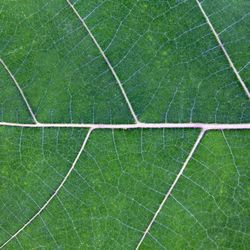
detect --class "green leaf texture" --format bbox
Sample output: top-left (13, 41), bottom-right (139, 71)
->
top-left (0, 0), bottom-right (249, 249)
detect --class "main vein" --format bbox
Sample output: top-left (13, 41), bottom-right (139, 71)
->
top-left (0, 59), bottom-right (39, 124)
top-left (0, 122), bottom-right (250, 130)
top-left (0, 128), bottom-right (93, 249)
top-left (66, 0), bottom-right (139, 123)
top-left (1, 2), bottom-right (250, 247)
top-left (195, 0), bottom-right (250, 99)
top-left (136, 129), bottom-right (206, 249)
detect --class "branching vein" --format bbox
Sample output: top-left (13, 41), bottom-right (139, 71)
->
top-left (0, 59), bottom-right (39, 124)
top-left (66, 0), bottom-right (139, 123)
top-left (136, 129), bottom-right (206, 249)
top-left (0, 2), bottom-right (249, 249)
top-left (0, 128), bottom-right (93, 249)
top-left (195, 0), bottom-right (250, 99)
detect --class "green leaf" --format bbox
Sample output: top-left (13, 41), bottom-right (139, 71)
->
top-left (0, 0), bottom-right (249, 249)
top-left (0, 64), bottom-right (32, 123)
top-left (200, 0), bottom-right (250, 89)
top-left (0, 127), bottom-right (88, 243)
top-left (0, 1), bottom-right (132, 123)
top-left (2, 128), bottom-right (199, 249)
top-left (140, 130), bottom-right (250, 249)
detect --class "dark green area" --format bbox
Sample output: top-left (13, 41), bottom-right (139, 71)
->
top-left (0, 0), bottom-right (249, 249)
top-left (0, 0), bottom-right (132, 123)
top-left (74, 0), bottom-right (250, 123)
top-left (4, 129), bottom-right (199, 249)
top-left (141, 130), bottom-right (250, 250)
top-left (0, 127), bottom-right (87, 244)
top-left (0, 0), bottom-right (249, 123)
top-left (0, 64), bottom-right (32, 123)
top-left (201, 0), bottom-right (250, 89)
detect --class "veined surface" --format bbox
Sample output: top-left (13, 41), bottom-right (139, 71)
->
top-left (0, 0), bottom-right (249, 249)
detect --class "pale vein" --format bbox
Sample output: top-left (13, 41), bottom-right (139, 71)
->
top-left (0, 59), bottom-right (39, 123)
top-left (195, 0), bottom-right (250, 98)
top-left (66, 0), bottom-right (139, 123)
top-left (0, 128), bottom-right (93, 249)
top-left (0, 122), bottom-right (249, 130)
top-left (136, 129), bottom-right (205, 249)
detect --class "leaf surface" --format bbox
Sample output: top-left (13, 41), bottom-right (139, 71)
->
top-left (141, 130), bottom-right (250, 249)
top-left (2, 129), bottom-right (200, 249)
top-left (0, 0), bottom-right (132, 123)
top-left (201, 0), bottom-right (250, 88)
top-left (0, 64), bottom-right (31, 123)
top-left (0, 127), bottom-right (88, 244)
top-left (71, 0), bottom-right (250, 122)
top-left (0, 0), bottom-right (249, 249)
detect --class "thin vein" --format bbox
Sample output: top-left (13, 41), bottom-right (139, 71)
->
top-left (136, 129), bottom-right (205, 249)
top-left (66, 0), bottom-right (139, 123)
top-left (0, 122), bottom-right (249, 130)
top-left (195, 0), bottom-right (250, 98)
top-left (0, 59), bottom-right (39, 123)
top-left (0, 128), bottom-right (93, 249)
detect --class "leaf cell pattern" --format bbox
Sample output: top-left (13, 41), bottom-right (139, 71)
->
top-left (0, 0), bottom-right (249, 249)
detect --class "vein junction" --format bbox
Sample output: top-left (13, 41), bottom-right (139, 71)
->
top-left (0, 122), bottom-right (249, 130)
top-left (66, 0), bottom-right (139, 124)
top-left (0, 128), bottom-right (93, 249)
top-left (0, 1), bottom-right (249, 248)
top-left (136, 129), bottom-right (205, 249)
top-left (0, 59), bottom-right (38, 124)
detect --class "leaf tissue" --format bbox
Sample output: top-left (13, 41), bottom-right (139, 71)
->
top-left (0, 0), bottom-right (249, 249)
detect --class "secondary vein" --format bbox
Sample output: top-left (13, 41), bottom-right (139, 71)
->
top-left (195, 0), bottom-right (250, 99)
top-left (0, 128), bottom-right (93, 249)
top-left (0, 59), bottom-right (39, 124)
top-left (136, 129), bottom-right (205, 249)
top-left (66, 0), bottom-right (139, 123)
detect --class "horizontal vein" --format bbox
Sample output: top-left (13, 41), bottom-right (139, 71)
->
top-left (0, 122), bottom-right (249, 130)
top-left (136, 129), bottom-right (205, 249)
top-left (66, 0), bottom-right (139, 123)
top-left (195, 0), bottom-right (250, 99)
top-left (0, 59), bottom-right (39, 124)
top-left (0, 128), bottom-right (93, 249)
